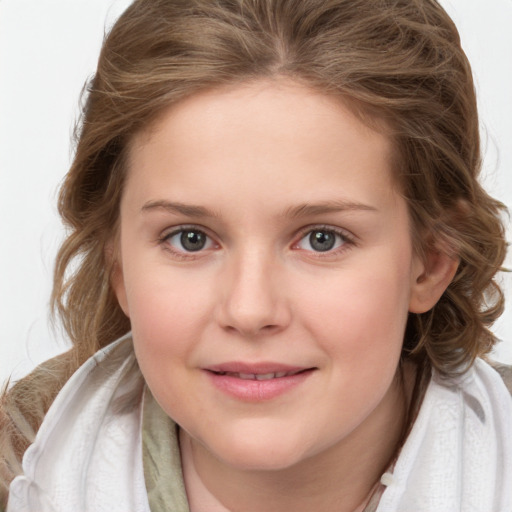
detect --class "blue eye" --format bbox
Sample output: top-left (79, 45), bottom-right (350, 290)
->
top-left (297, 229), bottom-right (346, 252)
top-left (165, 228), bottom-right (214, 252)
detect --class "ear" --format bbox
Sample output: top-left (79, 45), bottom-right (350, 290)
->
top-left (409, 248), bottom-right (459, 314)
top-left (106, 240), bottom-right (130, 318)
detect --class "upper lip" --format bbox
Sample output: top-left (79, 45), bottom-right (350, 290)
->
top-left (205, 362), bottom-right (312, 375)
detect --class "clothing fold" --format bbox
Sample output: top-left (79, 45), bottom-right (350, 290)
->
top-left (6, 335), bottom-right (512, 512)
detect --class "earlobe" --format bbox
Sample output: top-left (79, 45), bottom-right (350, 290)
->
top-left (111, 262), bottom-right (130, 317)
top-left (106, 242), bottom-right (130, 317)
top-left (409, 249), bottom-right (459, 314)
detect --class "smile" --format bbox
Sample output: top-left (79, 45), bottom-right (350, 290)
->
top-left (205, 365), bottom-right (315, 401)
top-left (212, 370), bottom-right (305, 380)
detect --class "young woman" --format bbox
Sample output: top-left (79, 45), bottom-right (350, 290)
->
top-left (1, 1), bottom-right (510, 511)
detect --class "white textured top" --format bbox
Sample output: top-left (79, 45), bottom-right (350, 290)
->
top-left (7, 335), bottom-right (512, 512)
top-left (377, 359), bottom-right (512, 511)
top-left (7, 335), bottom-right (150, 512)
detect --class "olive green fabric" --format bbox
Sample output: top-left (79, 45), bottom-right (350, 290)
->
top-left (141, 386), bottom-right (382, 512)
top-left (142, 387), bottom-right (190, 512)
top-left (491, 361), bottom-right (512, 395)
top-left (141, 364), bottom-right (512, 512)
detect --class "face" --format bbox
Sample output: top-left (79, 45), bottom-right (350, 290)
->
top-left (113, 79), bottom-right (431, 473)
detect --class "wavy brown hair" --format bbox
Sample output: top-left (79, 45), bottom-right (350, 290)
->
top-left (1, 0), bottom-right (507, 501)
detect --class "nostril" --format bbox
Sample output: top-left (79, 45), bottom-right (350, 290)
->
top-left (215, 283), bottom-right (292, 337)
top-left (223, 322), bottom-right (283, 337)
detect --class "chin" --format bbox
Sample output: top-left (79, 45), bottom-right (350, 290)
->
top-left (222, 449), bottom-right (308, 472)
top-left (205, 428), bottom-right (314, 472)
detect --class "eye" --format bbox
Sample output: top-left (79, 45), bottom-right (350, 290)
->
top-left (164, 228), bottom-right (215, 253)
top-left (296, 228), bottom-right (348, 253)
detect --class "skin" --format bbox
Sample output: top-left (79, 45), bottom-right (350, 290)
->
top-left (112, 79), bottom-right (457, 512)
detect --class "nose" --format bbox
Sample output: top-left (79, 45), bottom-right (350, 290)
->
top-left (216, 248), bottom-right (291, 337)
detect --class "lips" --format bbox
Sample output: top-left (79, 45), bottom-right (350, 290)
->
top-left (212, 369), bottom-right (306, 381)
top-left (204, 363), bottom-right (315, 401)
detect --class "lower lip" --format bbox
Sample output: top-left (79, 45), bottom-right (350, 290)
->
top-left (205, 370), bottom-right (314, 402)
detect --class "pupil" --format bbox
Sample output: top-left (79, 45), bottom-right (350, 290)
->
top-left (310, 230), bottom-right (335, 252)
top-left (181, 230), bottom-right (206, 251)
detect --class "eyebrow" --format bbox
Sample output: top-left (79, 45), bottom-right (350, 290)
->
top-left (141, 200), bottom-right (220, 218)
top-left (283, 200), bottom-right (378, 219)
top-left (141, 199), bottom-right (377, 219)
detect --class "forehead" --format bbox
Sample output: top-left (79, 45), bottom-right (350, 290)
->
top-left (131, 78), bottom-right (393, 152)
top-left (124, 79), bottom-right (398, 213)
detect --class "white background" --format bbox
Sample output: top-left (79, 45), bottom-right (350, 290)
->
top-left (1, 0), bottom-right (511, 384)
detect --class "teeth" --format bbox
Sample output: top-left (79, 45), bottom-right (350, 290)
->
top-left (255, 373), bottom-right (276, 381)
top-left (238, 373), bottom-right (256, 380)
top-left (217, 371), bottom-right (301, 380)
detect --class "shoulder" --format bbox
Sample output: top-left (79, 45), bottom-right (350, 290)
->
top-left (5, 337), bottom-right (147, 512)
top-left (488, 360), bottom-right (512, 396)
top-left (3, 349), bottom-right (78, 409)
top-left (2, 349), bottom-right (78, 437)
top-left (0, 350), bottom-right (77, 508)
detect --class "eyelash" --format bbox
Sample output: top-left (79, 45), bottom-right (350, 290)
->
top-left (158, 226), bottom-right (216, 260)
top-left (293, 225), bottom-right (356, 257)
top-left (157, 224), bottom-right (356, 259)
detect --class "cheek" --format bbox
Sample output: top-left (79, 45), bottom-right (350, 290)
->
top-left (123, 266), bottom-right (212, 368)
top-left (297, 262), bottom-right (412, 368)
top-left (126, 276), bottom-right (211, 416)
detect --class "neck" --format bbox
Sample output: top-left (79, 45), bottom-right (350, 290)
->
top-left (180, 364), bottom-right (414, 512)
